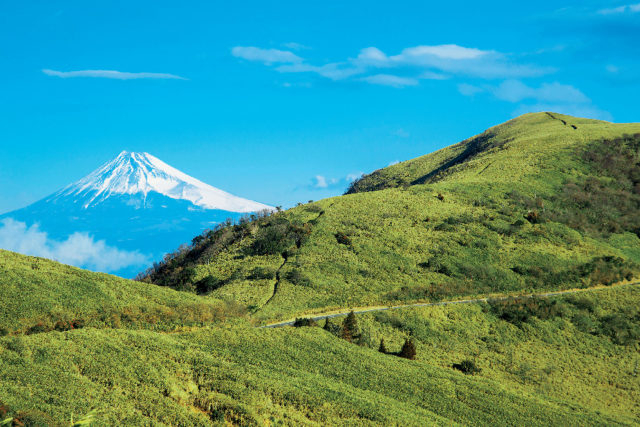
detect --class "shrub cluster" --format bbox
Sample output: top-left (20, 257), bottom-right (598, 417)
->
top-left (453, 360), bottom-right (481, 375)
top-left (510, 134), bottom-right (640, 237)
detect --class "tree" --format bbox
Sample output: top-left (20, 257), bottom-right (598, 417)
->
top-left (323, 317), bottom-right (332, 331)
top-left (341, 311), bottom-right (359, 342)
top-left (399, 339), bottom-right (417, 360)
top-left (378, 338), bottom-right (387, 354)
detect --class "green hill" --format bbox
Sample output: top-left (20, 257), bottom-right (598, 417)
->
top-left (141, 112), bottom-right (640, 322)
top-left (0, 249), bottom-right (244, 336)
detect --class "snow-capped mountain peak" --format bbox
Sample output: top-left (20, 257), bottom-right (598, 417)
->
top-left (49, 151), bottom-right (273, 212)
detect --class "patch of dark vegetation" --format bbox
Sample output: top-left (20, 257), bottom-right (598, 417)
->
top-left (487, 296), bottom-right (566, 326)
top-left (453, 359), bottom-right (481, 375)
top-left (305, 204), bottom-right (324, 213)
top-left (487, 293), bottom-right (640, 346)
top-left (385, 281), bottom-right (477, 303)
top-left (284, 269), bottom-right (312, 287)
top-left (0, 402), bottom-right (56, 427)
top-left (510, 133), bottom-right (640, 237)
top-left (247, 267), bottom-right (276, 281)
top-left (344, 171), bottom-right (410, 194)
top-left (510, 256), bottom-right (637, 289)
top-left (335, 231), bottom-right (352, 246)
top-left (292, 317), bottom-right (318, 327)
top-left (138, 209), bottom-right (314, 293)
top-left (248, 218), bottom-right (312, 256)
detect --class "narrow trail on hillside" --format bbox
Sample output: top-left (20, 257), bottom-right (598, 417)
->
top-left (257, 207), bottom-right (330, 311)
top-left (546, 112), bottom-right (578, 130)
top-left (261, 281), bottom-right (639, 328)
top-left (261, 253), bottom-right (288, 308)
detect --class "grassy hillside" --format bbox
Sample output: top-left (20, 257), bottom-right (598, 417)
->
top-left (141, 112), bottom-right (640, 322)
top-left (0, 282), bottom-right (637, 425)
top-left (0, 250), bottom-right (244, 336)
top-left (2, 112), bottom-right (640, 425)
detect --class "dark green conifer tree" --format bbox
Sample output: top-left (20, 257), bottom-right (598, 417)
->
top-left (341, 311), bottom-right (359, 342)
top-left (399, 339), bottom-right (417, 360)
top-left (378, 338), bottom-right (387, 354)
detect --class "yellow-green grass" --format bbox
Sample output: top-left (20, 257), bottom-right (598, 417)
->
top-left (353, 284), bottom-right (640, 424)
top-left (0, 318), bottom-right (630, 426)
top-left (0, 250), bottom-right (242, 335)
top-left (1, 283), bottom-right (637, 425)
top-left (152, 112), bottom-right (640, 322)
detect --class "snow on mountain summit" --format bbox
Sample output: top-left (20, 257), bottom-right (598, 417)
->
top-left (49, 151), bottom-right (273, 212)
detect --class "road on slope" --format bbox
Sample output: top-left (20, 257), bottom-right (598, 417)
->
top-left (261, 281), bottom-right (640, 328)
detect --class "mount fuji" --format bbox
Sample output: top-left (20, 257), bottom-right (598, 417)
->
top-left (0, 151), bottom-right (273, 278)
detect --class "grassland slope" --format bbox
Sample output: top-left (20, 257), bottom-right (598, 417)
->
top-left (142, 112), bottom-right (640, 322)
top-left (0, 249), bottom-right (241, 335)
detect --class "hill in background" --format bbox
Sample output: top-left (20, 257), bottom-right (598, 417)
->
top-left (142, 112), bottom-right (640, 321)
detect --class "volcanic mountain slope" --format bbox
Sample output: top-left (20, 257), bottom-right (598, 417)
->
top-left (143, 112), bottom-right (640, 321)
top-left (0, 151), bottom-right (272, 277)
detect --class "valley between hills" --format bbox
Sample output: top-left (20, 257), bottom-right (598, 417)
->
top-left (1, 112), bottom-right (640, 425)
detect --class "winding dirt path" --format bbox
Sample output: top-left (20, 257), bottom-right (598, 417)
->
top-left (261, 281), bottom-right (639, 328)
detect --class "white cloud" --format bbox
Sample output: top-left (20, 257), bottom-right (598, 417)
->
top-left (598, 3), bottom-right (640, 14)
top-left (457, 79), bottom-right (610, 120)
top-left (314, 175), bottom-right (328, 188)
top-left (0, 218), bottom-right (149, 273)
top-left (362, 74), bottom-right (419, 87)
top-left (388, 160), bottom-right (401, 166)
top-left (357, 47), bottom-right (389, 63)
top-left (234, 43), bottom-right (552, 88)
top-left (310, 173), bottom-right (363, 191)
top-left (276, 62), bottom-right (363, 80)
top-left (395, 44), bottom-right (489, 60)
top-left (231, 46), bottom-right (302, 64)
top-left (282, 42), bottom-right (310, 51)
top-left (419, 71), bottom-right (450, 80)
top-left (360, 45), bottom-right (552, 79)
top-left (492, 80), bottom-right (590, 104)
top-left (42, 69), bottom-right (186, 80)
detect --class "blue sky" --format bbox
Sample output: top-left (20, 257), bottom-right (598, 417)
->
top-left (1, 0), bottom-right (639, 213)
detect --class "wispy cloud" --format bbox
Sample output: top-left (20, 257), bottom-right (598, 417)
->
top-left (314, 175), bottom-right (329, 188)
top-left (362, 74), bottom-right (418, 87)
top-left (233, 43), bottom-right (553, 88)
top-left (282, 42), bottom-right (310, 51)
top-left (458, 79), bottom-right (611, 120)
top-left (231, 46), bottom-right (302, 64)
top-left (598, 3), bottom-right (640, 15)
top-left (0, 218), bottom-right (149, 273)
top-left (492, 80), bottom-right (590, 104)
top-left (310, 173), bottom-right (363, 191)
top-left (42, 69), bottom-right (187, 80)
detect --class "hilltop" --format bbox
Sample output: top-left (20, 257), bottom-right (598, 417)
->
top-left (142, 112), bottom-right (640, 321)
